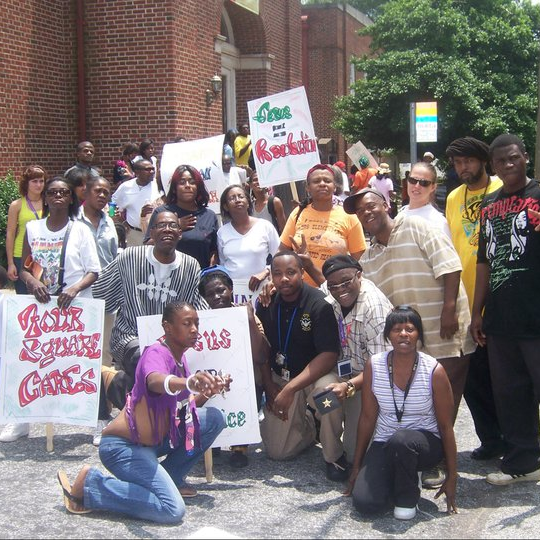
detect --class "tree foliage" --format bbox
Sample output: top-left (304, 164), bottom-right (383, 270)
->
top-left (300, 0), bottom-right (388, 19)
top-left (334, 0), bottom-right (540, 158)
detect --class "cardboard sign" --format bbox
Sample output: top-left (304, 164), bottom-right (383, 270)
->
top-left (0, 295), bottom-right (104, 427)
top-left (346, 140), bottom-right (378, 169)
top-left (248, 86), bottom-right (320, 188)
top-left (137, 306), bottom-right (260, 447)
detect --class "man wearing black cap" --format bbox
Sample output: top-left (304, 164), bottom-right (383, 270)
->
top-left (321, 254), bottom-right (393, 462)
top-left (343, 187), bottom-right (474, 488)
top-left (445, 137), bottom-right (504, 461)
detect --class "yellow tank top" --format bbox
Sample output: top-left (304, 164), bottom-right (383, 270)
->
top-left (14, 197), bottom-right (42, 257)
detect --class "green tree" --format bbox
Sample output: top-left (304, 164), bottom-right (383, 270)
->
top-left (300, 0), bottom-right (388, 19)
top-left (334, 0), bottom-right (540, 158)
top-left (0, 171), bottom-right (20, 269)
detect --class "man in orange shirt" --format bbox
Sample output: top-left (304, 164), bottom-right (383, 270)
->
top-left (351, 156), bottom-right (377, 194)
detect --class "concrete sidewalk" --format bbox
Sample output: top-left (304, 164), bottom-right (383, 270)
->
top-left (1, 404), bottom-right (539, 539)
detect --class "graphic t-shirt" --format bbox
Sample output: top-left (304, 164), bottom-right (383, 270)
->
top-left (446, 177), bottom-right (502, 311)
top-left (280, 205), bottom-right (366, 287)
top-left (477, 179), bottom-right (540, 337)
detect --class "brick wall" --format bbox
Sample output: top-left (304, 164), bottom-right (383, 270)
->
top-left (0, 0), bottom-right (77, 179)
top-left (302, 4), bottom-right (372, 165)
top-left (0, 0), bottom-right (302, 183)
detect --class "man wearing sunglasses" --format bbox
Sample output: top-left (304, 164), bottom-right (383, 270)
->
top-left (343, 187), bottom-right (475, 488)
top-left (445, 137), bottom-right (505, 462)
top-left (320, 255), bottom-right (393, 463)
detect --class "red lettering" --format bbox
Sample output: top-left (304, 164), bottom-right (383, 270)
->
top-left (254, 131), bottom-right (317, 166)
top-left (17, 305), bottom-right (86, 339)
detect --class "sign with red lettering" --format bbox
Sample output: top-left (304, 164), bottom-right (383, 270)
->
top-left (248, 86), bottom-right (320, 188)
top-left (137, 306), bottom-right (260, 447)
top-left (0, 295), bottom-right (105, 427)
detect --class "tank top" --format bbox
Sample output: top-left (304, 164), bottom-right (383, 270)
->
top-left (14, 197), bottom-right (42, 257)
top-left (371, 350), bottom-right (439, 442)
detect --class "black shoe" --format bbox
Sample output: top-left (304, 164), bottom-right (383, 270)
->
top-left (421, 466), bottom-right (446, 489)
top-left (229, 450), bottom-right (249, 468)
top-left (470, 442), bottom-right (506, 461)
top-left (326, 454), bottom-right (349, 482)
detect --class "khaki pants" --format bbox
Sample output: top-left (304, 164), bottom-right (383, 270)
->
top-left (101, 311), bottom-right (116, 367)
top-left (341, 382), bottom-right (362, 463)
top-left (261, 372), bottom-right (344, 463)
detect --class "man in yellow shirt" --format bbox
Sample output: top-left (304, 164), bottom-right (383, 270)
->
top-left (445, 136), bottom-right (504, 461)
top-left (234, 123), bottom-right (252, 167)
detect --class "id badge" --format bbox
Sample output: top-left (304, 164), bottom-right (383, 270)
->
top-left (281, 368), bottom-right (290, 382)
top-left (275, 352), bottom-right (286, 366)
top-left (337, 360), bottom-right (353, 378)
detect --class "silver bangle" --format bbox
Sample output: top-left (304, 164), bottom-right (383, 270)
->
top-left (186, 374), bottom-right (200, 395)
top-left (163, 375), bottom-right (181, 396)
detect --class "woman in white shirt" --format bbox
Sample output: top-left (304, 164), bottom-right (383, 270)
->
top-left (400, 162), bottom-right (451, 238)
top-left (217, 184), bottom-right (280, 292)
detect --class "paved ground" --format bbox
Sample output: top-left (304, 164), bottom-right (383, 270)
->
top-left (1, 404), bottom-right (540, 539)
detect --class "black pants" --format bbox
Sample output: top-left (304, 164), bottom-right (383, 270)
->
top-left (463, 344), bottom-right (503, 446)
top-left (487, 335), bottom-right (540, 475)
top-left (352, 429), bottom-right (443, 513)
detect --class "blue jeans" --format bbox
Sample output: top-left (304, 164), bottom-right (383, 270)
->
top-left (83, 407), bottom-right (226, 524)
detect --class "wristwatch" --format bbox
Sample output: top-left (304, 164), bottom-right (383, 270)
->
top-left (346, 380), bottom-right (356, 399)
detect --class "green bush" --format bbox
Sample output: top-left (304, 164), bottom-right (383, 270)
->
top-left (0, 171), bottom-right (21, 269)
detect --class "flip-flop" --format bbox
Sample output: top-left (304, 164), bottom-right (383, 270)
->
top-left (57, 470), bottom-right (92, 515)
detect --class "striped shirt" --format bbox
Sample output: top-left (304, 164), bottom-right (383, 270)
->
top-left (360, 214), bottom-right (475, 359)
top-left (92, 245), bottom-right (208, 361)
top-left (371, 351), bottom-right (439, 442)
top-left (322, 278), bottom-right (393, 374)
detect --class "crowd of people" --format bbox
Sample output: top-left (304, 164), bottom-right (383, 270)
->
top-left (1, 129), bottom-right (540, 525)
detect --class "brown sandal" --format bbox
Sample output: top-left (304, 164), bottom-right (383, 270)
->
top-left (57, 470), bottom-right (92, 514)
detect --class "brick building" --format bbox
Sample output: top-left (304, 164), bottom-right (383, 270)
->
top-left (0, 0), bottom-right (302, 180)
top-left (301, 3), bottom-right (372, 165)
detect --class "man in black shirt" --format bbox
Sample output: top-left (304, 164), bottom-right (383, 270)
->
top-left (471, 133), bottom-right (540, 486)
top-left (256, 252), bottom-right (347, 481)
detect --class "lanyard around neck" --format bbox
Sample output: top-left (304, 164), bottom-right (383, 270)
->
top-left (387, 352), bottom-right (419, 423)
top-left (277, 305), bottom-right (298, 357)
top-left (26, 197), bottom-right (40, 219)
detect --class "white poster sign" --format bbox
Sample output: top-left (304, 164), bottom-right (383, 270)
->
top-left (160, 135), bottom-right (226, 214)
top-left (137, 306), bottom-right (260, 447)
top-left (0, 295), bottom-right (105, 427)
top-left (248, 86), bottom-right (320, 188)
top-left (346, 140), bottom-right (378, 169)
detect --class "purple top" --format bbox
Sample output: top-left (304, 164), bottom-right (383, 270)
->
top-left (126, 341), bottom-right (198, 448)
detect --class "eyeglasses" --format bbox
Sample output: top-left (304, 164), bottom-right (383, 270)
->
top-left (407, 177), bottom-right (435, 188)
top-left (327, 274), bottom-right (358, 292)
top-left (45, 188), bottom-right (71, 197)
top-left (153, 221), bottom-right (180, 231)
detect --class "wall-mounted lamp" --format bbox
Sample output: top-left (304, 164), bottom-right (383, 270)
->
top-left (205, 74), bottom-right (223, 106)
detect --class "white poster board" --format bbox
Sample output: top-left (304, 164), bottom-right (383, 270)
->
top-left (160, 135), bottom-right (226, 214)
top-left (0, 295), bottom-right (105, 427)
top-left (137, 306), bottom-right (260, 447)
top-left (248, 86), bottom-right (320, 188)
top-left (232, 278), bottom-right (269, 308)
top-left (346, 140), bottom-right (378, 169)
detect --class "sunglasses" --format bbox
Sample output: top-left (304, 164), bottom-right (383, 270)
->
top-left (407, 177), bottom-right (435, 188)
top-left (327, 274), bottom-right (358, 292)
top-left (45, 188), bottom-right (71, 197)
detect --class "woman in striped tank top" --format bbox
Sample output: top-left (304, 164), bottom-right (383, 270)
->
top-left (345, 306), bottom-right (458, 520)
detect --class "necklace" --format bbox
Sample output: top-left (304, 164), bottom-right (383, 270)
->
top-left (463, 178), bottom-right (490, 224)
top-left (159, 336), bottom-right (184, 369)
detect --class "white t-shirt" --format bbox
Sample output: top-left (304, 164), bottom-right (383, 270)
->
top-left (368, 176), bottom-right (394, 205)
top-left (400, 204), bottom-right (451, 238)
top-left (217, 218), bottom-right (280, 279)
top-left (26, 219), bottom-right (101, 297)
top-left (112, 178), bottom-right (161, 229)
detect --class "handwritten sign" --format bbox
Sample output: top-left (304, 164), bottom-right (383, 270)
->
top-left (160, 135), bottom-right (227, 214)
top-left (346, 139), bottom-right (378, 169)
top-left (137, 306), bottom-right (260, 447)
top-left (248, 86), bottom-right (320, 188)
top-left (0, 295), bottom-right (105, 427)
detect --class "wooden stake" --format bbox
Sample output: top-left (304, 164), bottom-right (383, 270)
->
top-left (46, 423), bottom-right (54, 452)
top-left (204, 448), bottom-right (213, 483)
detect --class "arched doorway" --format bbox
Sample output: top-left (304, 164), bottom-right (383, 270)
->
top-left (219, 9), bottom-right (239, 132)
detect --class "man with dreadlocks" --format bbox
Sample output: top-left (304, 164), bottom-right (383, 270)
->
top-left (445, 137), bottom-right (504, 461)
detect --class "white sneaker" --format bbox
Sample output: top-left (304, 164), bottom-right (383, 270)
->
top-left (92, 419), bottom-right (110, 446)
top-left (486, 467), bottom-right (540, 486)
top-left (0, 423), bottom-right (30, 442)
top-left (394, 505), bottom-right (417, 520)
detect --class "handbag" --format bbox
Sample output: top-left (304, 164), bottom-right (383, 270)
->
top-left (24, 220), bottom-right (73, 294)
